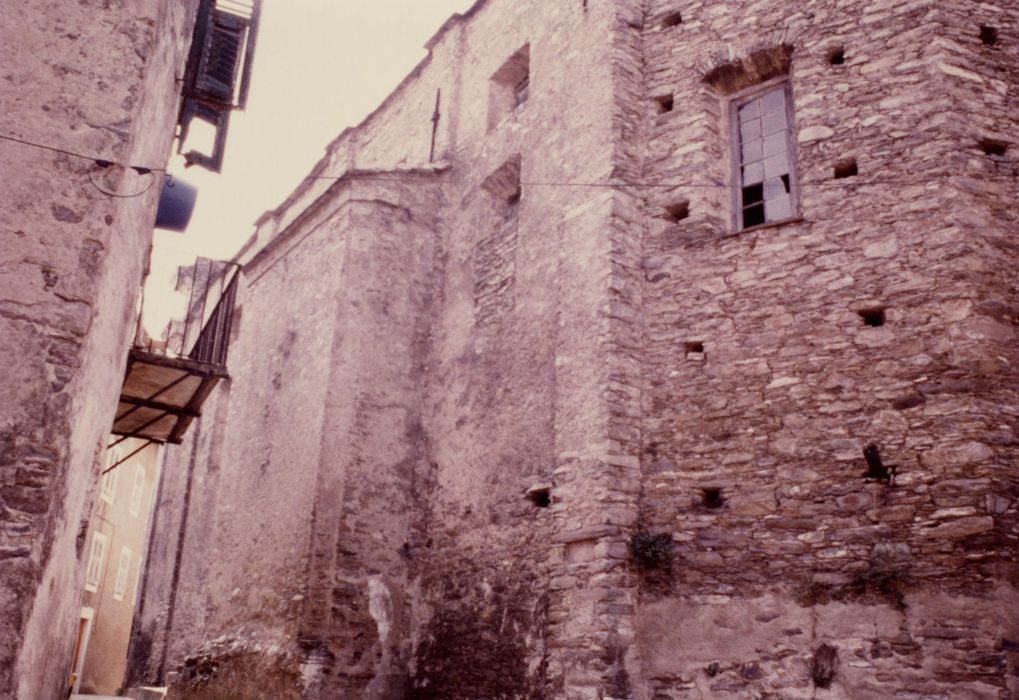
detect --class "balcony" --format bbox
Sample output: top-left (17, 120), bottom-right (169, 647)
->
top-left (111, 258), bottom-right (238, 446)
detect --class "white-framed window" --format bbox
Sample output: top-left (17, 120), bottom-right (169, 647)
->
top-left (84, 531), bottom-right (108, 593)
top-left (732, 80), bottom-right (798, 230)
top-left (129, 464), bottom-right (146, 517)
top-left (113, 546), bottom-right (132, 601)
top-left (100, 447), bottom-right (121, 504)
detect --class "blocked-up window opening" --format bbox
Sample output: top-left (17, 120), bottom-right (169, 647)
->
top-left (476, 157), bottom-right (521, 327)
top-left (488, 45), bottom-right (530, 131)
top-left (735, 84), bottom-right (796, 228)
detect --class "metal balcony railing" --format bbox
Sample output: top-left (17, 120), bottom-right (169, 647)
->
top-left (135, 256), bottom-right (240, 368)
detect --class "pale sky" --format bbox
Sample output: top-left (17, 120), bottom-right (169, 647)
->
top-left (153, 0), bottom-right (476, 263)
top-left (145, 1), bottom-right (476, 336)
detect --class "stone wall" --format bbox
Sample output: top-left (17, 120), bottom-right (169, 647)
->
top-left (0, 2), bottom-right (197, 698)
top-left (130, 0), bottom-right (1018, 698)
top-left (634, 0), bottom-right (1019, 697)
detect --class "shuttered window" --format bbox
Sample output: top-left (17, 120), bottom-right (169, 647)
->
top-left (113, 547), bottom-right (132, 601)
top-left (178, 0), bottom-right (261, 172)
top-left (84, 532), bottom-right (108, 593)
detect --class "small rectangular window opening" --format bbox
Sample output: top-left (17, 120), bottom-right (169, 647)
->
top-left (980, 25), bottom-right (999, 46)
top-left (833, 158), bottom-right (858, 179)
top-left (735, 84), bottom-right (796, 230)
top-left (664, 201), bottom-right (690, 223)
top-left (488, 45), bottom-right (530, 131)
top-left (655, 94), bottom-right (674, 114)
top-left (828, 47), bottom-right (845, 65)
top-left (858, 307), bottom-right (885, 327)
top-left (685, 340), bottom-right (705, 359)
top-left (980, 138), bottom-right (1008, 157)
top-left (662, 11), bottom-right (682, 28)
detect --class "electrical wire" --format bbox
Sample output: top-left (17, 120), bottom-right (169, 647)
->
top-left (3, 131), bottom-right (1014, 196)
top-left (300, 170), bottom-right (1018, 189)
top-left (87, 170), bottom-right (159, 198)
top-left (0, 132), bottom-right (165, 174)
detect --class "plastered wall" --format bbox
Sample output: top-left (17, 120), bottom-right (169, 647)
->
top-left (0, 2), bottom-right (197, 697)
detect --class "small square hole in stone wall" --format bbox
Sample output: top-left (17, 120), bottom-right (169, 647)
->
top-left (526, 485), bottom-right (551, 508)
top-left (663, 201), bottom-right (689, 222)
top-left (685, 341), bottom-right (705, 359)
top-left (980, 138), bottom-right (1008, 157)
top-left (828, 47), bottom-right (846, 65)
top-left (980, 25), bottom-right (999, 46)
top-left (655, 94), bottom-right (674, 114)
top-left (858, 307), bottom-right (885, 327)
top-left (662, 11), bottom-right (682, 28)
top-left (701, 487), bottom-right (724, 509)
top-left (833, 158), bottom-right (858, 179)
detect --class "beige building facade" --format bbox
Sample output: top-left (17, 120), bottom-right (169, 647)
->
top-left (127, 1), bottom-right (1018, 699)
top-left (72, 440), bottom-right (161, 694)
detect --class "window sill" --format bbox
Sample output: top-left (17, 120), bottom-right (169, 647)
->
top-left (722, 216), bottom-right (805, 239)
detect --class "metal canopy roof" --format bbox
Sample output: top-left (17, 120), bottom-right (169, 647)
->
top-left (111, 349), bottom-right (228, 444)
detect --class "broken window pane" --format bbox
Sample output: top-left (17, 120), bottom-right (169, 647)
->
top-left (764, 152), bottom-right (788, 178)
top-left (765, 194), bottom-right (792, 220)
top-left (742, 183), bottom-right (764, 205)
top-left (742, 162), bottom-right (764, 185)
top-left (743, 203), bottom-right (766, 227)
top-left (735, 84), bottom-right (795, 229)
top-left (763, 177), bottom-right (787, 200)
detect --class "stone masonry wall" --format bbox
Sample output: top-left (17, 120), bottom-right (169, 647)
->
top-left (0, 2), bottom-right (197, 698)
top-left (130, 1), bottom-right (1017, 698)
top-left (635, 0), bottom-right (1019, 697)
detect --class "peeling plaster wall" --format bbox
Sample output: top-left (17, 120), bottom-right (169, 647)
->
top-left (0, 2), bottom-right (197, 698)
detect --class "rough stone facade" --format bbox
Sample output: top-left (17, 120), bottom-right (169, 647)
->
top-left (0, 2), bottom-right (198, 698)
top-left (130, 1), bottom-right (1018, 698)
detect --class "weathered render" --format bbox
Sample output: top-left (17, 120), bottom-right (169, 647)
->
top-left (131, 0), bottom-right (1018, 698)
top-left (0, 2), bottom-right (199, 698)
